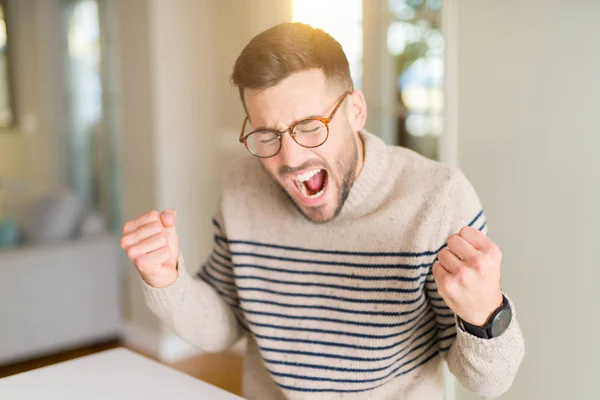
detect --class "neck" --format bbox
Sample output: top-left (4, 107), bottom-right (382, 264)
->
top-left (335, 131), bottom-right (389, 220)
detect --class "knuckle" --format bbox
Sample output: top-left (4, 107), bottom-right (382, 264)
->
top-left (443, 275), bottom-right (454, 290)
top-left (465, 252), bottom-right (478, 266)
top-left (471, 255), bottom-right (484, 270)
top-left (135, 252), bottom-right (146, 263)
top-left (149, 209), bottom-right (160, 219)
top-left (126, 248), bottom-right (137, 260)
top-left (150, 221), bottom-right (164, 232)
top-left (431, 264), bottom-right (448, 286)
top-left (447, 235), bottom-right (460, 249)
top-left (489, 244), bottom-right (502, 260)
top-left (158, 247), bottom-right (171, 262)
top-left (440, 248), bottom-right (451, 259)
top-left (459, 226), bottom-right (472, 237)
top-left (136, 255), bottom-right (150, 270)
top-left (153, 233), bottom-right (168, 247)
top-left (456, 269), bottom-right (469, 286)
top-left (437, 275), bottom-right (451, 292)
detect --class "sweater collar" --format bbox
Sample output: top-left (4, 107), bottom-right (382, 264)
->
top-left (336, 130), bottom-right (389, 220)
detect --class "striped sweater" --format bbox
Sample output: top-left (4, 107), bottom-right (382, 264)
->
top-left (143, 131), bottom-right (525, 399)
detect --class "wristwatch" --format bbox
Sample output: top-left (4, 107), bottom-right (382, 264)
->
top-left (457, 295), bottom-right (512, 339)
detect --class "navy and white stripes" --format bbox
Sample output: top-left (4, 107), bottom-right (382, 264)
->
top-left (196, 210), bottom-right (488, 393)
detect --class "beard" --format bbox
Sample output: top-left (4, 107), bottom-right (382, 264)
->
top-left (276, 130), bottom-right (360, 224)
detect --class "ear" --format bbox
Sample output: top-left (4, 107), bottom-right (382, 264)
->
top-left (345, 90), bottom-right (367, 132)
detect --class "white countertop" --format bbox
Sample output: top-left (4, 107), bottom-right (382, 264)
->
top-left (0, 348), bottom-right (244, 400)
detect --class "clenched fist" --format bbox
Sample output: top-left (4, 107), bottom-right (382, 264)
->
top-left (120, 209), bottom-right (179, 288)
top-left (432, 226), bottom-right (503, 327)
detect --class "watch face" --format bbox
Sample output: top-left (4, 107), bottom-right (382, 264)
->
top-left (491, 309), bottom-right (512, 337)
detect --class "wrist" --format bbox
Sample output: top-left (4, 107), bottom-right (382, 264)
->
top-left (458, 294), bottom-right (512, 339)
top-left (463, 291), bottom-right (504, 327)
top-left (143, 270), bottom-right (178, 289)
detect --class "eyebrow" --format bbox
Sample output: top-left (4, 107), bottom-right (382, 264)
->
top-left (250, 113), bottom-right (323, 133)
top-left (251, 123), bottom-right (282, 132)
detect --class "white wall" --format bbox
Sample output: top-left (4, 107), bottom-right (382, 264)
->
top-left (452, 1), bottom-right (600, 399)
top-left (112, 0), bottom-right (162, 355)
top-left (147, 0), bottom-right (219, 289)
top-left (362, 0), bottom-right (398, 145)
top-left (213, 0), bottom-right (292, 162)
top-left (113, 0), bottom-right (293, 361)
top-left (115, 0), bottom-right (222, 358)
top-left (0, 0), bottom-right (290, 361)
top-left (115, 0), bottom-right (218, 359)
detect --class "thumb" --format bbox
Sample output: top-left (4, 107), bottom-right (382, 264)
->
top-left (160, 209), bottom-right (177, 228)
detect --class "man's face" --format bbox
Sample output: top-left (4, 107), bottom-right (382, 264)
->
top-left (244, 69), bottom-right (366, 223)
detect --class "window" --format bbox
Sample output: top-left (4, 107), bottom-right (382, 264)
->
top-left (64, 0), bottom-right (121, 232)
top-left (293, 0), bottom-right (363, 89)
top-left (387, 0), bottom-right (443, 159)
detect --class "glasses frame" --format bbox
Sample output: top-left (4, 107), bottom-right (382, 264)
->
top-left (238, 91), bottom-right (351, 158)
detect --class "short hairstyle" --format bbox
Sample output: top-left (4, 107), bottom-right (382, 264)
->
top-left (231, 22), bottom-right (353, 104)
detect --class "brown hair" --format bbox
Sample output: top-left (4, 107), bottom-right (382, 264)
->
top-left (231, 22), bottom-right (353, 104)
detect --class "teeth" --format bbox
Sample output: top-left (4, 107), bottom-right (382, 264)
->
top-left (294, 179), bottom-right (307, 196)
top-left (307, 181), bottom-right (327, 199)
top-left (293, 169), bottom-right (327, 200)
top-left (294, 169), bottom-right (321, 183)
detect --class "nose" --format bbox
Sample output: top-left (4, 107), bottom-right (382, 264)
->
top-left (276, 130), bottom-right (309, 168)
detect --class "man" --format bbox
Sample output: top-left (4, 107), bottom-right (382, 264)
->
top-left (121, 23), bottom-right (524, 399)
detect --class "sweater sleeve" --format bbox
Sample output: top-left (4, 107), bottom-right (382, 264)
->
top-left (141, 212), bottom-right (245, 352)
top-left (425, 169), bottom-right (525, 399)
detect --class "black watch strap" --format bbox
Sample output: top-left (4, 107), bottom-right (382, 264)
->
top-left (458, 295), bottom-right (512, 339)
top-left (460, 317), bottom-right (491, 339)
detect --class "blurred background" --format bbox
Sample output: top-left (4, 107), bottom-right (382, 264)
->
top-left (0, 0), bottom-right (598, 399)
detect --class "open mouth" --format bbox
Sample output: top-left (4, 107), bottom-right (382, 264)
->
top-left (293, 168), bottom-right (328, 200)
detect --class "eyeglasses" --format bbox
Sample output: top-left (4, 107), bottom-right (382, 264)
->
top-left (239, 91), bottom-right (351, 158)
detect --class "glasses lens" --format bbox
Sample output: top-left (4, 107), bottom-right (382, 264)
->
top-left (245, 130), bottom-right (280, 157)
top-left (293, 119), bottom-right (328, 148)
